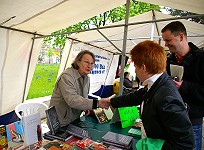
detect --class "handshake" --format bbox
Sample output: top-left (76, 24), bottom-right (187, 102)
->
top-left (97, 94), bottom-right (116, 109)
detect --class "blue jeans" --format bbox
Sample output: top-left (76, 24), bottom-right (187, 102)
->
top-left (193, 125), bottom-right (202, 150)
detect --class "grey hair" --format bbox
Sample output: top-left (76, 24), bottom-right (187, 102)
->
top-left (71, 50), bottom-right (95, 69)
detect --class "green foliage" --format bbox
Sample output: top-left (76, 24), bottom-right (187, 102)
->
top-left (124, 64), bottom-right (130, 72)
top-left (27, 64), bottom-right (60, 99)
top-left (38, 55), bottom-right (43, 62)
top-left (165, 8), bottom-right (204, 24)
top-left (46, 48), bottom-right (54, 57)
top-left (44, 1), bottom-right (160, 49)
top-left (46, 48), bottom-right (54, 64)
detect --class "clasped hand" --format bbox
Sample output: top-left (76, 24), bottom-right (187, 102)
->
top-left (98, 98), bottom-right (110, 109)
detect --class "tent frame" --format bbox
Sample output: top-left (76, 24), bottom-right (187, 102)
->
top-left (32, 7), bottom-right (204, 96)
top-left (1, 1), bottom-right (204, 113)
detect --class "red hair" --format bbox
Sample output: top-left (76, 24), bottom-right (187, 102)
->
top-left (130, 40), bottom-right (166, 74)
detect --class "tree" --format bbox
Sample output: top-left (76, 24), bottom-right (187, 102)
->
top-left (165, 8), bottom-right (204, 24)
top-left (46, 48), bottom-right (54, 64)
top-left (43, 1), bottom-right (160, 50)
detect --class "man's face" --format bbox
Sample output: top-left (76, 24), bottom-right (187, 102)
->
top-left (162, 30), bottom-right (182, 53)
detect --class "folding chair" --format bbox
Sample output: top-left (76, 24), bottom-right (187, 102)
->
top-left (15, 102), bottom-right (48, 119)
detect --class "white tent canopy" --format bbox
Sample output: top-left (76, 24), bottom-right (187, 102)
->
top-left (72, 11), bottom-right (204, 54)
top-left (0, 0), bottom-right (125, 34)
top-left (0, 0), bottom-right (204, 115)
top-left (0, 0), bottom-right (126, 115)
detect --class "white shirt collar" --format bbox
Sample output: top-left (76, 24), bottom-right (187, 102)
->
top-left (143, 73), bottom-right (163, 90)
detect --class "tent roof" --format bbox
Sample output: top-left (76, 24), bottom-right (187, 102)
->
top-left (72, 11), bottom-right (204, 54)
top-left (1, 0), bottom-right (204, 115)
top-left (0, 0), bottom-right (203, 35)
top-left (0, 0), bottom-right (125, 35)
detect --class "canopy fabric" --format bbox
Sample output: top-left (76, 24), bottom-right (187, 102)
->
top-left (0, 0), bottom-right (126, 115)
top-left (0, 0), bottom-right (125, 35)
top-left (72, 11), bottom-right (204, 54)
top-left (0, 0), bottom-right (204, 115)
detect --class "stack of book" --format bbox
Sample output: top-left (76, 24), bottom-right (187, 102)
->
top-left (129, 120), bottom-right (142, 138)
top-left (66, 124), bottom-right (91, 139)
top-left (102, 131), bottom-right (133, 149)
top-left (44, 106), bottom-right (73, 142)
top-left (44, 106), bottom-right (91, 142)
top-left (128, 128), bottom-right (141, 138)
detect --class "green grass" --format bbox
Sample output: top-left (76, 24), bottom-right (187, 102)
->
top-left (26, 64), bottom-right (60, 99)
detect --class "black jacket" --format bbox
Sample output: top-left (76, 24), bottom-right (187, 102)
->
top-left (167, 42), bottom-right (204, 119)
top-left (111, 73), bottom-right (194, 150)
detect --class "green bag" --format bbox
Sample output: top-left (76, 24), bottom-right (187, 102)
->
top-left (136, 138), bottom-right (165, 150)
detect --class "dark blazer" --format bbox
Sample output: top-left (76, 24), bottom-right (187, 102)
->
top-left (111, 73), bottom-right (194, 150)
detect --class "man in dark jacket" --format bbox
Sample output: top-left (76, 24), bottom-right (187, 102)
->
top-left (162, 21), bottom-right (204, 150)
top-left (100, 40), bottom-right (195, 149)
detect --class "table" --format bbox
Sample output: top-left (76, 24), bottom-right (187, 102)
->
top-left (70, 115), bottom-right (140, 150)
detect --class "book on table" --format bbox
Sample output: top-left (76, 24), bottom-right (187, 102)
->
top-left (22, 112), bottom-right (42, 147)
top-left (102, 131), bottom-right (133, 149)
top-left (93, 108), bottom-right (110, 123)
top-left (42, 139), bottom-right (64, 150)
top-left (45, 106), bottom-right (91, 141)
top-left (89, 94), bottom-right (114, 123)
top-left (128, 128), bottom-right (141, 137)
top-left (6, 121), bottom-right (24, 149)
top-left (44, 106), bottom-right (72, 142)
top-left (66, 124), bottom-right (91, 139)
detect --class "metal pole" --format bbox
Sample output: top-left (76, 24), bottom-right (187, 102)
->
top-left (22, 34), bottom-right (36, 102)
top-left (118, 0), bottom-right (130, 96)
top-left (150, 11), bottom-right (156, 41)
top-left (33, 14), bottom-right (204, 39)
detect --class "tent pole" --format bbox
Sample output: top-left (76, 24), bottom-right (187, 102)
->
top-left (22, 34), bottom-right (36, 103)
top-left (0, 25), bottom-right (43, 36)
top-left (67, 37), bottom-right (115, 54)
top-left (97, 29), bottom-right (122, 52)
top-left (118, 0), bottom-right (130, 96)
top-left (63, 40), bottom-right (74, 71)
top-left (86, 34), bottom-right (204, 43)
top-left (150, 10), bottom-right (156, 41)
top-left (34, 14), bottom-right (204, 39)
